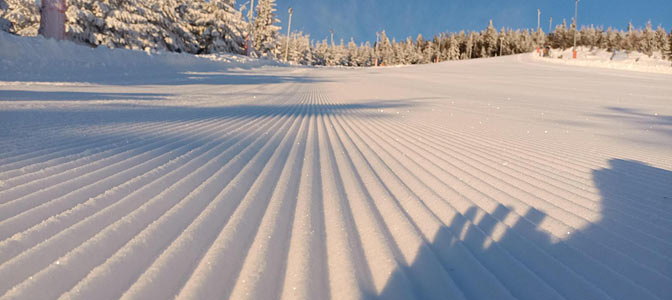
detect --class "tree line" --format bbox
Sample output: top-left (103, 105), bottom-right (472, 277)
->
top-left (1, 0), bottom-right (278, 56)
top-left (281, 20), bottom-right (671, 66)
top-left (2, 0), bottom-right (671, 66)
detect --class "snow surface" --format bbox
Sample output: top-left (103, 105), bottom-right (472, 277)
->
top-left (1, 33), bottom-right (671, 300)
top-left (531, 46), bottom-right (672, 74)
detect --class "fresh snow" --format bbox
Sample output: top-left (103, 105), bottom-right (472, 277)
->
top-left (1, 33), bottom-right (671, 300)
top-left (532, 46), bottom-right (672, 74)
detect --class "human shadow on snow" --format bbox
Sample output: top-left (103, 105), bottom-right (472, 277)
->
top-left (377, 159), bottom-right (672, 300)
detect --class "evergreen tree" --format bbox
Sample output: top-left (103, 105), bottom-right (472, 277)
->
top-left (0, 0), bottom-right (11, 32)
top-left (313, 39), bottom-right (328, 65)
top-left (333, 38), bottom-right (346, 65)
top-left (1, 5), bottom-right (667, 66)
top-left (66, 0), bottom-right (163, 51)
top-left (579, 25), bottom-right (598, 48)
top-left (359, 41), bottom-right (374, 66)
top-left (2, 0), bottom-right (39, 36)
top-left (605, 27), bottom-right (621, 50)
top-left (483, 20), bottom-right (497, 56)
top-left (377, 30), bottom-right (393, 65)
top-left (192, 0), bottom-right (246, 54)
top-left (297, 33), bottom-right (313, 65)
top-left (624, 22), bottom-right (638, 51)
top-left (639, 21), bottom-right (656, 56)
top-left (447, 34), bottom-right (460, 60)
top-left (549, 20), bottom-right (568, 49)
top-left (669, 30), bottom-right (672, 60)
top-left (655, 26), bottom-right (670, 58)
top-left (410, 34), bottom-right (423, 63)
top-left (465, 32), bottom-right (475, 59)
top-left (346, 37), bottom-right (358, 66)
top-left (252, 0), bottom-right (280, 57)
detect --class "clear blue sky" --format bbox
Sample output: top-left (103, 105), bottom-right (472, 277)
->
top-left (266, 0), bottom-right (671, 44)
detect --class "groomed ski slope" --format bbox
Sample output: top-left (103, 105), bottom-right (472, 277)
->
top-left (1, 37), bottom-right (672, 300)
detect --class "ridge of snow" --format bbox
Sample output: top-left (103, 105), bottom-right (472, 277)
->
top-left (0, 32), bottom-right (285, 84)
top-left (531, 46), bottom-right (672, 74)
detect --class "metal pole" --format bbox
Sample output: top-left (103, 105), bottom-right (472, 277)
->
top-left (573, 0), bottom-right (579, 57)
top-left (375, 32), bottom-right (379, 66)
top-left (549, 17), bottom-right (553, 34)
top-left (248, 0), bottom-right (255, 24)
top-left (246, 0), bottom-right (256, 56)
top-left (499, 36), bottom-right (503, 57)
top-left (284, 7), bottom-right (293, 62)
top-left (330, 29), bottom-right (334, 47)
top-left (537, 9), bottom-right (541, 32)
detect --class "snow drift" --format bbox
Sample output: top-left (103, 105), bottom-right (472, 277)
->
top-left (531, 46), bottom-right (672, 74)
top-left (0, 32), bottom-right (282, 83)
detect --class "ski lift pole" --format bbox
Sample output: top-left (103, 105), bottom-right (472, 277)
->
top-left (573, 0), bottom-right (579, 59)
top-left (499, 37), bottom-right (503, 57)
top-left (246, 0), bottom-right (255, 56)
top-left (330, 29), bottom-right (334, 47)
top-left (38, 0), bottom-right (66, 40)
top-left (284, 7), bottom-right (293, 62)
top-left (248, 0), bottom-right (255, 24)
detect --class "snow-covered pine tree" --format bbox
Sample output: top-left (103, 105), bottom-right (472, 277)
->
top-left (191, 0), bottom-right (246, 54)
top-left (483, 20), bottom-right (498, 57)
top-left (66, 0), bottom-right (162, 51)
top-left (252, 0), bottom-right (280, 57)
top-left (639, 21), bottom-right (656, 56)
top-left (409, 35), bottom-right (422, 63)
top-left (312, 39), bottom-right (328, 65)
top-left (669, 29), bottom-right (672, 60)
top-left (447, 34), bottom-right (460, 60)
top-left (604, 27), bottom-right (621, 50)
top-left (415, 34), bottom-right (426, 62)
top-left (359, 41), bottom-right (373, 66)
top-left (550, 20), bottom-right (565, 49)
top-left (2, 0), bottom-right (40, 36)
top-left (377, 30), bottom-right (393, 65)
top-left (278, 32), bottom-right (303, 63)
top-left (0, 0), bottom-right (12, 32)
top-left (143, 0), bottom-right (198, 53)
top-left (624, 22), bottom-right (639, 51)
top-left (465, 32), bottom-right (475, 59)
top-left (654, 26), bottom-right (670, 59)
top-left (346, 38), bottom-right (358, 66)
top-left (534, 28), bottom-right (546, 48)
top-left (398, 36), bottom-right (413, 64)
top-left (65, 0), bottom-right (108, 46)
top-left (292, 32), bottom-right (313, 65)
top-left (595, 26), bottom-right (608, 49)
top-left (334, 38), bottom-right (347, 65)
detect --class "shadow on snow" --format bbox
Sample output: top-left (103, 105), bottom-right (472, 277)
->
top-left (378, 159), bottom-right (672, 300)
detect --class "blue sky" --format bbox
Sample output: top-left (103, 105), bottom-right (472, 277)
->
top-left (265, 0), bottom-right (671, 44)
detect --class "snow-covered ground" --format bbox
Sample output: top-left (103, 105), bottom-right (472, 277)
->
top-left (1, 34), bottom-right (671, 300)
top-left (531, 46), bottom-right (672, 74)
